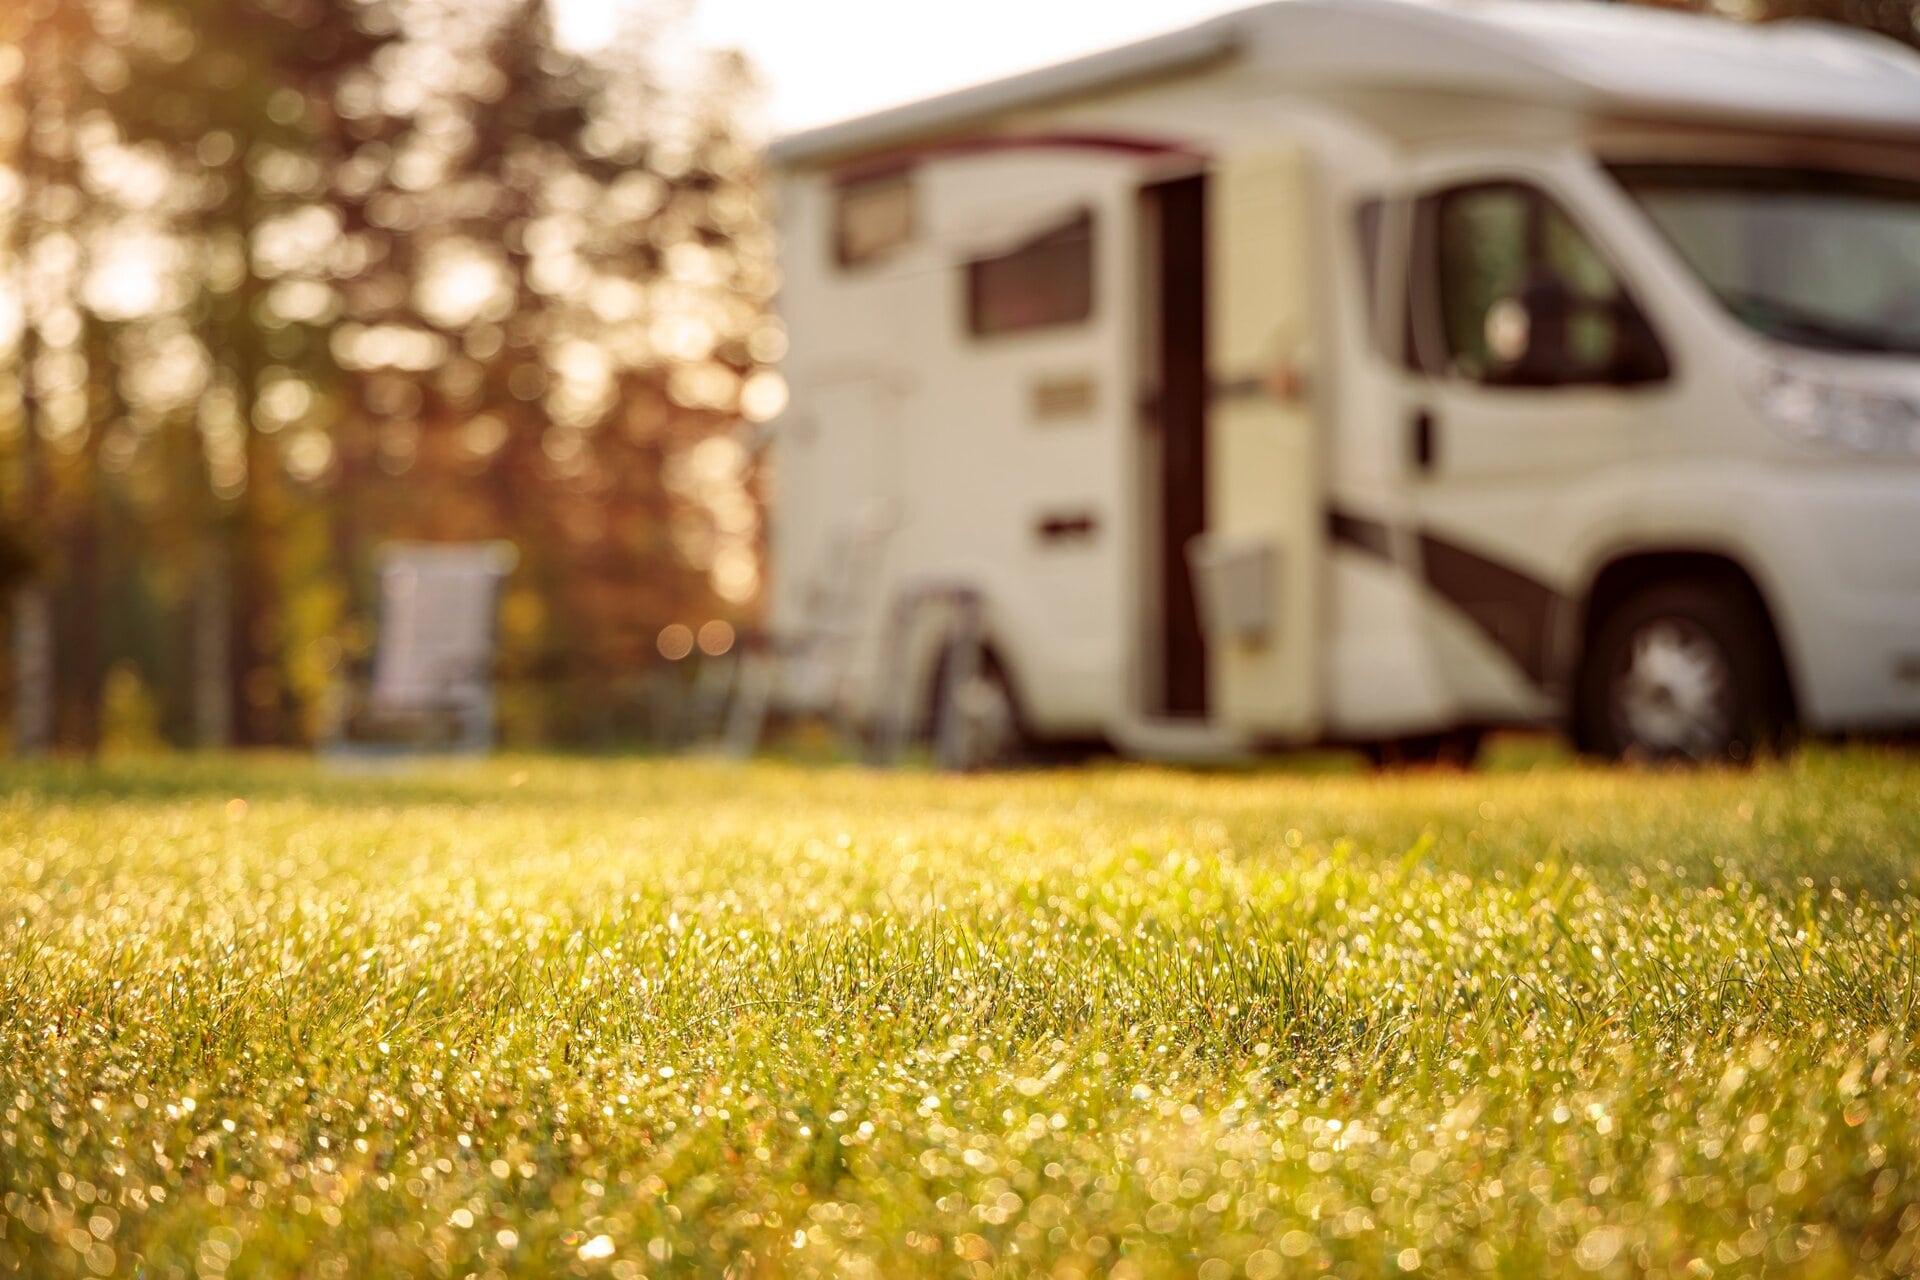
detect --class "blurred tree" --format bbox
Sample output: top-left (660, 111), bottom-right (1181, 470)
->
top-left (4, 0), bottom-right (106, 754)
top-left (101, 0), bottom-right (406, 746)
top-left (0, 4), bottom-right (48, 754)
top-left (1, 0), bottom-right (775, 752)
top-left (318, 0), bottom-right (773, 739)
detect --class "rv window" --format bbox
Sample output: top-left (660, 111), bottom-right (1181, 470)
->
top-left (834, 172), bottom-right (916, 268)
top-left (966, 209), bottom-right (1096, 337)
top-left (1414, 181), bottom-right (1667, 387)
top-left (1435, 185), bottom-right (1533, 381)
top-left (1356, 199), bottom-right (1385, 294)
top-left (1355, 198), bottom-right (1419, 370)
top-left (1355, 200), bottom-right (1388, 353)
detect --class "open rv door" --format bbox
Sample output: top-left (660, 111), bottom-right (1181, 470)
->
top-left (1202, 143), bottom-right (1324, 741)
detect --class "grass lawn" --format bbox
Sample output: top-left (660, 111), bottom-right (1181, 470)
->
top-left (4, 748), bottom-right (1920, 1278)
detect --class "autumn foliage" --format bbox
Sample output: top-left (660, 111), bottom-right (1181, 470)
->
top-left (1, 0), bottom-right (778, 750)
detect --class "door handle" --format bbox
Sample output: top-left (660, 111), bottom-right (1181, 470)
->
top-left (1036, 511), bottom-right (1099, 544)
top-left (1411, 408), bottom-right (1438, 473)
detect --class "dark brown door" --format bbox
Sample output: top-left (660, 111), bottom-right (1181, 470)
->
top-left (1144, 174), bottom-right (1209, 718)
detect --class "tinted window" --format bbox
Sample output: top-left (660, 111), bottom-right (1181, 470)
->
top-left (1356, 198), bottom-right (1385, 308)
top-left (1612, 164), bottom-right (1920, 357)
top-left (1434, 185), bottom-right (1532, 380)
top-left (1413, 181), bottom-right (1667, 387)
top-left (966, 210), bottom-right (1096, 337)
top-left (1355, 198), bottom-right (1400, 366)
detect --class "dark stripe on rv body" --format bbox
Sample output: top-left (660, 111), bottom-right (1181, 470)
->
top-left (835, 131), bottom-right (1208, 184)
top-left (1325, 507), bottom-right (1563, 687)
top-left (1414, 533), bottom-right (1562, 686)
top-left (1326, 507), bottom-right (1394, 562)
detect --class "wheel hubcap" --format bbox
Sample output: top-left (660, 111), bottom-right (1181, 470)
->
top-left (937, 672), bottom-right (1018, 770)
top-left (1610, 617), bottom-right (1735, 759)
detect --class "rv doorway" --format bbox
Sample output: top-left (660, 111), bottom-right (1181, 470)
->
top-left (1143, 173), bottom-right (1209, 718)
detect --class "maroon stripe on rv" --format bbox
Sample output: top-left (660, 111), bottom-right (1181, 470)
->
top-left (1326, 508), bottom-right (1565, 689)
top-left (835, 131), bottom-right (1207, 183)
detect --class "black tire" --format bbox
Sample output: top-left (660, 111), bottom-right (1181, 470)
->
top-left (1574, 580), bottom-right (1793, 764)
top-left (927, 646), bottom-right (1028, 771)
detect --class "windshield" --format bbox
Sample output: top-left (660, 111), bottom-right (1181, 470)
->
top-left (1611, 164), bottom-right (1920, 357)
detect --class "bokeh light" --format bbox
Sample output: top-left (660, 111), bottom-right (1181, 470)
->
top-left (656, 623), bottom-right (694, 660)
top-left (696, 618), bottom-right (735, 655)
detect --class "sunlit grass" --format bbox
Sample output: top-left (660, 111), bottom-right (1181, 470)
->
top-left (4, 748), bottom-right (1920, 1277)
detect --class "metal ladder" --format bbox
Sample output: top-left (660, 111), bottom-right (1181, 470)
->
top-left (867, 581), bottom-right (987, 767)
top-left (720, 506), bottom-right (896, 758)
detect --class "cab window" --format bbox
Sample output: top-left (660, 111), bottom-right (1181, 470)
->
top-left (1410, 180), bottom-right (1668, 387)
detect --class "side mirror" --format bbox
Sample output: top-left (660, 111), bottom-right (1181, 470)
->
top-left (1483, 277), bottom-right (1576, 385)
top-left (1485, 281), bottom-right (1668, 387)
top-left (1483, 294), bottom-right (1536, 370)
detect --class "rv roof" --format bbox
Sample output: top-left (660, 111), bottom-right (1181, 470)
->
top-left (770, 0), bottom-right (1920, 167)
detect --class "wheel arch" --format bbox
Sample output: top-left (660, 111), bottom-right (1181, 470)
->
top-left (1564, 546), bottom-right (1801, 722)
top-left (915, 614), bottom-right (1034, 744)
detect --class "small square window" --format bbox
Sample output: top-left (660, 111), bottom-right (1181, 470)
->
top-left (833, 172), bottom-right (915, 268)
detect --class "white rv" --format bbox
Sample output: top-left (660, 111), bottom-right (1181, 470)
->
top-left (763, 0), bottom-right (1920, 765)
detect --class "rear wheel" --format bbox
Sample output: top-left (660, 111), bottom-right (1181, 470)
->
top-left (929, 647), bottom-right (1027, 771)
top-left (1575, 581), bottom-right (1792, 763)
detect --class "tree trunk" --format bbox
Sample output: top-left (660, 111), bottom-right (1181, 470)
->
top-left (194, 540), bottom-right (234, 748)
top-left (10, 584), bottom-right (53, 755)
top-left (52, 500), bottom-right (102, 755)
top-left (220, 221), bottom-right (280, 748)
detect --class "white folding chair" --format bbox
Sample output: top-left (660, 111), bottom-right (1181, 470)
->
top-left (326, 542), bottom-right (517, 755)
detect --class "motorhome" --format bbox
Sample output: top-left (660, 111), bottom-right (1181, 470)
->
top-left (763, 0), bottom-right (1920, 765)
